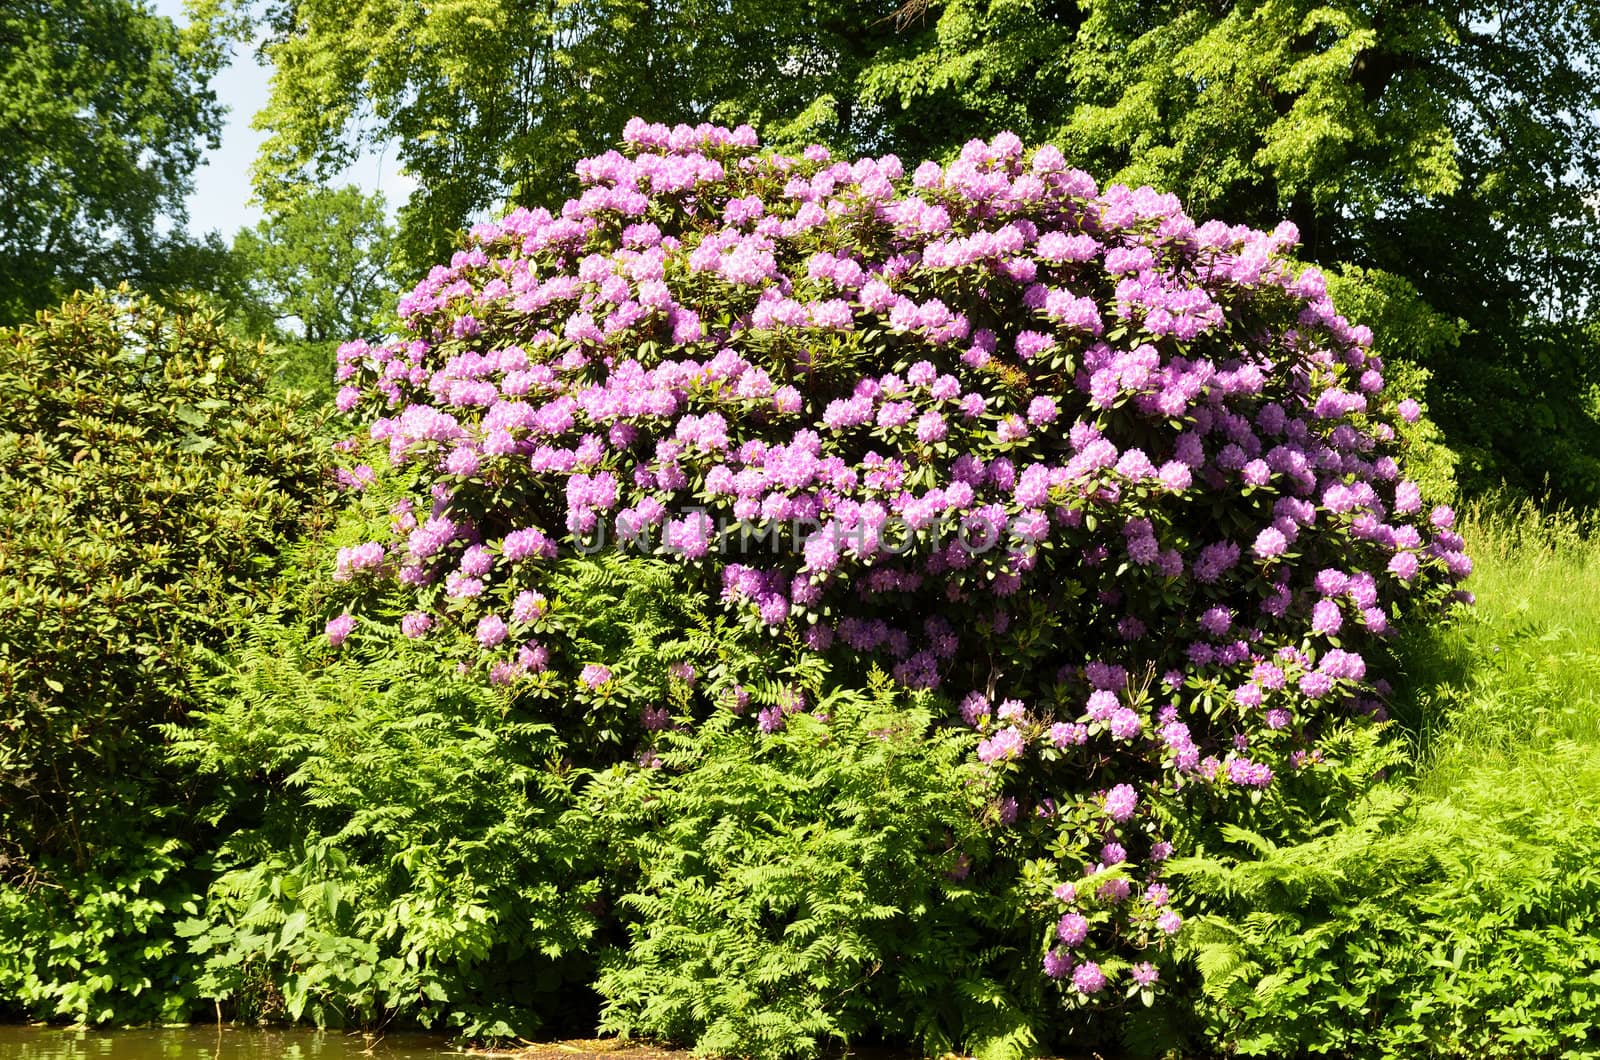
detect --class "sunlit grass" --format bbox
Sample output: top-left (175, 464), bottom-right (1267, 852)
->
top-left (1397, 499), bottom-right (1600, 799)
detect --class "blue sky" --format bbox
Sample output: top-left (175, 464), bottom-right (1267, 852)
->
top-left (153, 0), bottom-right (415, 238)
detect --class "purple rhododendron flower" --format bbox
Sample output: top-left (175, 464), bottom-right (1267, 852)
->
top-left (978, 726), bottom-right (1027, 763)
top-left (1103, 783), bottom-right (1138, 821)
top-left (325, 613), bottom-right (355, 647)
top-left (1311, 599), bottom-right (1343, 636)
top-left (1042, 948), bottom-right (1072, 979)
top-left (1072, 961), bottom-right (1106, 994)
top-left (1057, 913), bottom-right (1089, 946)
top-left (476, 614), bottom-right (509, 648)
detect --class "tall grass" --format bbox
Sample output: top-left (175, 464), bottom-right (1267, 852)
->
top-left (1399, 500), bottom-right (1600, 795)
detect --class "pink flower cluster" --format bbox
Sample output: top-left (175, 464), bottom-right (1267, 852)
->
top-left (326, 120), bottom-right (1469, 1001)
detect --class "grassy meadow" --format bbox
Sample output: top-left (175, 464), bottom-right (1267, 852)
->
top-left (1411, 503), bottom-right (1600, 792)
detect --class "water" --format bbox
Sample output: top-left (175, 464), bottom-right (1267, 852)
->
top-left (0, 1027), bottom-right (460, 1060)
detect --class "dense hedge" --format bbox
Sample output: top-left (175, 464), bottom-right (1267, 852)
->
top-left (0, 289), bottom-right (327, 868)
top-left (0, 289), bottom-right (327, 1022)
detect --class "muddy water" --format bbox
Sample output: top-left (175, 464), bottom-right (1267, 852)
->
top-left (0, 1027), bottom-right (458, 1060)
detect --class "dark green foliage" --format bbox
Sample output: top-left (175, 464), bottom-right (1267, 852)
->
top-left (0, 830), bottom-right (205, 1025)
top-left (0, 289), bottom-right (328, 868)
top-left (1426, 321), bottom-right (1600, 504)
top-left (584, 677), bottom-right (1046, 1060)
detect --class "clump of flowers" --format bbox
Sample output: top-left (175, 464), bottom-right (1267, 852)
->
top-left (328, 119), bottom-right (1469, 1004)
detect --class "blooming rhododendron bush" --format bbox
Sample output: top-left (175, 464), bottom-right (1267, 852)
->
top-left (326, 119), bottom-right (1469, 1038)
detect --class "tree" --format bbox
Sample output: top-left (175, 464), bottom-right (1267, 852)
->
top-left (232, 185), bottom-right (397, 344)
top-left (229, 185), bottom-right (399, 401)
top-left (0, 0), bottom-right (230, 324)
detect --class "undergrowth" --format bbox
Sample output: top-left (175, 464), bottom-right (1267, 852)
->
top-left (1179, 502), bottom-right (1600, 1059)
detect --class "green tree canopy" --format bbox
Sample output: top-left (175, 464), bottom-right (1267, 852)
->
top-left (228, 185), bottom-right (399, 402)
top-left (0, 0), bottom-right (230, 323)
top-left (231, 185), bottom-right (397, 344)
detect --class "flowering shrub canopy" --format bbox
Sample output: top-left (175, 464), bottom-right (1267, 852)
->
top-left (329, 119), bottom-right (1469, 999)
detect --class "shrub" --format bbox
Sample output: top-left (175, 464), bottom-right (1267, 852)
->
top-left (0, 288), bottom-right (327, 1025)
top-left (165, 520), bottom-right (868, 1033)
top-left (584, 673), bottom-right (1039, 1059)
top-left (167, 595), bottom-right (601, 1038)
top-left (0, 826), bottom-right (204, 1025)
top-left (0, 288), bottom-right (327, 869)
top-left (1177, 753), bottom-right (1600, 1059)
top-left (1175, 504), bottom-right (1600, 1058)
top-left (322, 120), bottom-right (1468, 1029)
